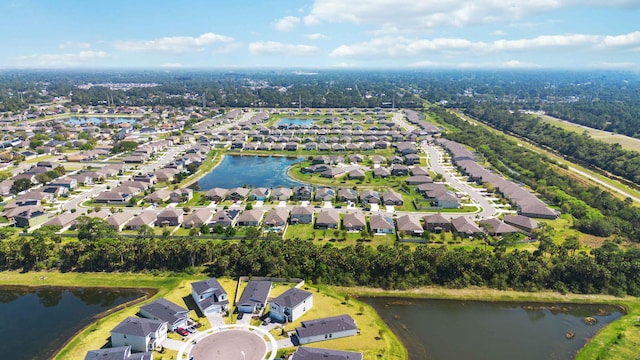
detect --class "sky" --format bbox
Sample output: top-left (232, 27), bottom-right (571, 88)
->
top-left (1, 0), bottom-right (639, 70)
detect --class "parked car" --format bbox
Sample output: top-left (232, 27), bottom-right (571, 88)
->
top-left (176, 327), bottom-right (189, 336)
top-left (237, 312), bottom-right (244, 320)
top-left (262, 317), bottom-right (272, 326)
top-left (187, 326), bottom-right (197, 334)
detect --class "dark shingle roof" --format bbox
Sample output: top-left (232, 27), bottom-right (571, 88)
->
top-left (110, 317), bottom-right (165, 337)
top-left (238, 280), bottom-right (272, 306)
top-left (139, 298), bottom-right (188, 325)
top-left (272, 288), bottom-right (312, 308)
top-left (296, 314), bottom-right (357, 338)
top-left (85, 346), bottom-right (153, 360)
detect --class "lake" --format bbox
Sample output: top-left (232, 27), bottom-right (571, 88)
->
top-left (198, 155), bottom-right (304, 190)
top-left (363, 297), bottom-right (622, 360)
top-left (276, 118), bottom-right (316, 127)
top-left (63, 116), bottom-right (137, 125)
top-left (0, 286), bottom-right (143, 360)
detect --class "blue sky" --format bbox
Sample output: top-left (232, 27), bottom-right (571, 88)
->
top-left (1, 0), bottom-right (639, 70)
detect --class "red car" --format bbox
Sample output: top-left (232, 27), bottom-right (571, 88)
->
top-left (176, 327), bottom-right (189, 336)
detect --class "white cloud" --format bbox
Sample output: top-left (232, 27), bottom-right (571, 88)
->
top-left (15, 51), bottom-right (108, 67)
top-left (59, 41), bottom-right (91, 49)
top-left (248, 41), bottom-right (320, 56)
top-left (303, 0), bottom-right (638, 33)
top-left (306, 33), bottom-right (329, 40)
top-left (492, 30), bottom-right (506, 36)
top-left (274, 16), bottom-right (300, 32)
top-left (114, 33), bottom-right (235, 54)
top-left (330, 31), bottom-right (640, 58)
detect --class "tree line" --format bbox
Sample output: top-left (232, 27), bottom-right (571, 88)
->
top-left (0, 221), bottom-right (639, 296)
top-left (463, 104), bottom-right (640, 184)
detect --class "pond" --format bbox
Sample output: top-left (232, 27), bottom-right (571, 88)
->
top-left (198, 155), bottom-right (304, 190)
top-left (63, 116), bottom-right (137, 125)
top-left (0, 286), bottom-right (144, 360)
top-left (363, 297), bottom-right (622, 360)
top-left (276, 118), bottom-right (316, 127)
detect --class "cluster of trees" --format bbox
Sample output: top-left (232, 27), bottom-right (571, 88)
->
top-left (429, 107), bottom-right (640, 240)
top-left (1, 221), bottom-right (639, 296)
top-left (464, 104), bottom-right (640, 184)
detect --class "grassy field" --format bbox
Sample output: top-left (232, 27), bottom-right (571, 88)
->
top-left (539, 114), bottom-right (640, 152)
top-left (0, 271), bottom-right (405, 360)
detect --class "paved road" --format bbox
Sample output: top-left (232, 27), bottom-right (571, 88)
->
top-left (422, 140), bottom-right (497, 219)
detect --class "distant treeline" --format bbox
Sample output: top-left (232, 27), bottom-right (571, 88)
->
top-left (463, 104), bottom-right (640, 185)
top-left (1, 227), bottom-right (639, 296)
top-left (429, 106), bottom-right (640, 240)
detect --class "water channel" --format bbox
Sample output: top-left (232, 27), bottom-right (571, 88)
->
top-left (0, 286), bottom-right (144, 359)
top-left (363, 297), bottom-right (622, 360)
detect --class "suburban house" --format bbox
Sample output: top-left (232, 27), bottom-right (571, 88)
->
top-left (359, 190), bottom-right (380, 205)
top-left (139, 298), bottom-right (189, 332)
top-left (424, 214), bottom-right (451, 233)
top-left (272, 187), bottom-right (293, 201)
top-left (347, 168), bottom-right (366, 180)
top-left (148, 189), bottom-right (172, 203)
top-left (182, 209), bottom-right (213, 229)
top-left (292, 186), bottom-right (313, 201)
top-left (382, 189), bottom-right (404, 206)
top-left (191, 278), bottom-right (229, 315)
top-left (314, 209), bottom-right (340, 229)
top-left (314, 187), bottom-right (335, 202)
top-left (125, 211), bottom-right (157, 230)
top-left (269, 287), bottom-right (313, 323)
top-left (295, 314), bottom-right (358, 345)
top-left (263, 208), bottom-right (290, 229)
top-left (227, 187), bottom-right (250, 201)
top-left (369, 214), bottom-right (395, 234)
top-left (42, 212), bottom-right (81, 230)
top-left (209, 209), bottom-right (240, 228)
top-left (48, 177), bottom-right (78, 190)
top-left (169, 188), bottom-right (193, 203)
top-left (337, 188), bottom-right (357, 202)
top-left (106, 212), bottom-right (132, 231)
top-left (290, 206), bottom-right (314, 224)
top-left (396, 214), bottom-right (424, 236)
top-left (13, 206), bottom-right (48, 228)
top-left (94, 190), bottom-right (131, 204)
top-left (249, 187), bottom-right (271, 201)
top-left (451, 216), bottom-right (484, 237)
top-left (503, 214), bottom-right (540, 234)
top-left (391, 164), bottom-right (409, 176)
top-left (342, 212), bottom-right (366, 232)
top-left (236, 209), bottom-right (264, 227)
top-left (84, 346), bottom-right (153, 360)
top-left (372, 167), bottom-right (391, 178)
top-left (156, 208), bottom-right (183, 227)
top-left (206, 188), bottom-right (228, 202)
top-left (110, 317), bottom-right (167, 352)
top-left (479, 218), bottom-right (519, 237)
top-left (405, 175), bottom-right (433, 185)
top-left (236, 280), bottom-right (272, 314)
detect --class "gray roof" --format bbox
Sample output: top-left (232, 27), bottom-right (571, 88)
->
top-left (238, 280), bottom-right (272, 306)
top-left (291, 347), bottom-right (362, 360)
top-left (296, 314), bottom-right (357, 339)
top-left (85, 346), bottom-right (153, 360)
top-left (191, 278), bottom-right (226, 298)
top-left (139, 298), bottom-right (188, 325)
top-left (272, 287), bottom-right (312, 308)
top-left (111, 316), bottom-right (165, 337)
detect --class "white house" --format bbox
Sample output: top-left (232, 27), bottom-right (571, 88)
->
top-left (85, 346), bottom-right (154, 360)
top-left (295, 314), bottom-right (358, 344)
top-left (139, 298), bottom-right (189, 331)
top-left (237, 280), bottom-right (272, 314)
top-left (110, 317), bottom-right (167, 352)
top-left (269, 287), bottom-right (313, 323)
top-left (191, 278), bottom-right (229, 315)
